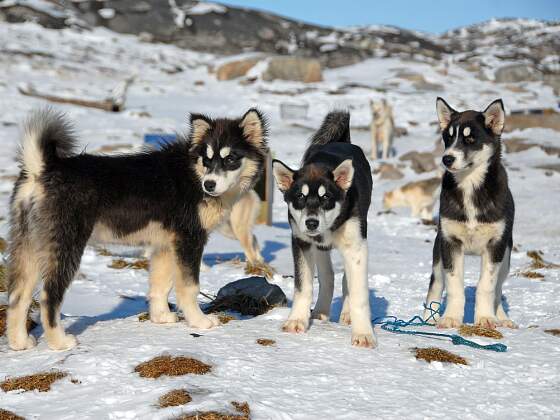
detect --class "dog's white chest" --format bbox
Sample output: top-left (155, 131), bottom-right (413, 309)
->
top-left (441, 218), bottom-right (505, 254)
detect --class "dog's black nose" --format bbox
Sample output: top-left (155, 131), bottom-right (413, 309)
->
top-left (204, 180), bottom-right (216, 192)
top-left (442, 155), bottom-right (456, 168)
top-left (305, 218), bottom-right (319, 231)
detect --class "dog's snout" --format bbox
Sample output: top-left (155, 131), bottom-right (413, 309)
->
top-left (305, 218), bottom-right (319, 231)
top-left (442, 155), bottom-right (456, 168)
top-left (203, 180), bottom-right (216, 192)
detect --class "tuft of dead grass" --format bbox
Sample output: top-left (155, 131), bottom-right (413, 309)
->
top-left (1, 371), bottom-right (67, 393)
top-left (244, 261), bottom-right (274, 279)
top-left (158, 389), bottom-right (192, 408)
top-left (217, 314), bottom-right (236, 324)
top-left (413, 347), bottom-right (468, 365)
top-left (459, 324), bottom-right (503, 339)
top-left (256, 338), bottom-right (275, 346)
top-left (527, 250), bottom-right (560, 269)
top-left (175, 401), bottom-right (250, 420)
top-left (0, 409), bottom-right (25, 420)
top-left (134, 356), bottom-right (211, 379)
top-left (0, 306), bottom-right (36, 337)
top-left (521, 271), bottom-right (545, 280)
top-left (138, 312), bottom-right (150, 322)
top-left (109, 259), bottom-right (149, 271)
top-left (545, 329), bottom-right (560, 337)
top-left (96, 247), bottom-right (113, 256)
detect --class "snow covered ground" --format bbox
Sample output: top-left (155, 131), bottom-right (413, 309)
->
top-left (1, 22), bottom-right (559, 419)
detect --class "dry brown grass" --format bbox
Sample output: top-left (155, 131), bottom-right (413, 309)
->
top-left (138, 312), bottom-right (150, 322)
top-left (217, 314), bottom-right (236, 324)
top-left (459, 325), bottom-right (504, 339)
top-left (134, 356), bottom-right (211, 379)
top-left (0, 237), bottom-right (7, 254)
top-left (521, 271), bottom-right (545, 280)
top-left (413, 347), bottom-right (468, 365)
top-left (175, 401), bottom-right (250, 420)
top-left (256, 338), bottom-right (275, 346)
top-left (96, 247), bottom-right (113, 256)
top-left (244, 261), bottom-right (274, 279)
top-left (0, 409), bottom-right (25, 420)
top-left (109, 259), bottom-right (149, 270)
top-left (1, 371), bottom-right (67, 393)
top-left (158, 389), bottom-right (192, 408)
top-left (0, 305), bottom-right (36, 337)
top-left (545, 329), bottom-right (560, 337)
top-left (527, 250), bottom-right (560, 269)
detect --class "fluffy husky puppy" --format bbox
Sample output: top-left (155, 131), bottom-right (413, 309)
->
top-left (6, 107), bottom-right (268, 351)
top-left (423, 98), bottom-right (516, 329)
top-left (383, 177), bottom-right (440, 220)
top-left (370, 99), bottom-right (395, 160)
top-left (273, 111), bottom-right (376, 348)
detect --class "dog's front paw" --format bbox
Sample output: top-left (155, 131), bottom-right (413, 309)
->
top-left (150, 311), bottom-right (178, 324)
top-left (339, 311), bottom-right (351, 325)
top-left (47, 334), bottom-right (78, 351)
top-left (9, 334), bottom-right (37, 351)
top-left (189, 314), bottom-right (220, 329)
top-left (497, 319), bottom-right (518, 329)
top-left (282, 319), bottom-right (308, 333)
top-left (311, 310), bottom-right (329, 321)
top-left (475, 316), bottom-right (498, 329)
top-left (351, 332), bottom-right (377, 348)
top-left (437, 317), bottom-right (462, 329)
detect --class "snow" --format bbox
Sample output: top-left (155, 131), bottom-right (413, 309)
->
top-left (187, 2), bottom-right (227, 15)
top-left (97, 8), bottom-right (115, 20)
top-left (0, 21), bottom-right (559, 419)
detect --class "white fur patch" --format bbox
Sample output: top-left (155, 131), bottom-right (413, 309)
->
top-left (463, 126), bottom-right (471, 137)
top-left (220, 147), bottom-right (231, 158)
top-left (448, 126), bottom-right (454, 137)
top-left (206, 145), bottom-right (214, 159)
top-left (301, 184), bottom-right (309, 196)
top-left (318, 185), bottom-right (326, 197)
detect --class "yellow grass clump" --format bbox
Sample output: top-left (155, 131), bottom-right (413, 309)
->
top-left (0, 408), bottom-right (25, 420)
top-left (134, 356), bottom-right (211, 379)
top-left (459, 324), bottom-right (503, 339)
top-left (158, 389), bottom-right (192, 408)
top-left (414, 347), bottom-right (468, 365)
top-left (256, 338), bottom-right (276, 346)
top-left (1, 371), bottom-right (67, 393)
top-left (175, 401), bottom-right (250, 420)
top-left (109, 259), bottom-right (149, 270)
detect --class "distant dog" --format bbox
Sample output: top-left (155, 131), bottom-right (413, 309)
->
top-left (423, 98), bottom-right (516, 329)
top-left (383, 177), bottom-right (440, 220)
top-left (6, 108), bottom-right (268, 351)
top-left (370, 99), bottom-right (395, 159)
top-left (273, 111), bottom-right (376, 348)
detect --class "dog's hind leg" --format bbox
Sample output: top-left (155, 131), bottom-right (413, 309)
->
top-left (149, 248), bottom-right (178, 324)
top-left (381, 131), bottom-right (390, 160)
top-left (311, 249), bottom-right (334, 321)
top-left (423, 235), bottom-right (444, 323)
top-left (494, 246), bottom-right (516, 328)
top-left (6, 231), bottom-right (41, 351)
top-left (174, 239), bottom-right (219, 329)
top-left (370, 123), bottom-right (378, 160)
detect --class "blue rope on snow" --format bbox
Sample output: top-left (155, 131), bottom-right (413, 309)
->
top-left (372, 301), bottom-right (507, 353)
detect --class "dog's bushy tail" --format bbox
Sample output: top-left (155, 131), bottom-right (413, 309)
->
top-left (19, 108), bottom-right (77, 176)
top-left (309, 110), bottom-right (351, 146)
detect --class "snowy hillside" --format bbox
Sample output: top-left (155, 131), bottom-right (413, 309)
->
top-left (0, 19), bottom-right (559, 420)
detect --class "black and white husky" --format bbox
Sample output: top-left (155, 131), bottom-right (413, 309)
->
top-left (6, 107), bottom-right (268, 351)
top-left (273, 111), bottom-right (376, 348)
top-left (423, 98), bottom-right (516, 329)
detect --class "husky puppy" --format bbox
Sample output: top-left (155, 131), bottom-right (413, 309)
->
top-left (273, 111), bottom-right (376, 348)
top-left (370, 99), bottom-right (395, 160)
top-left (6, 108), bottom-right (268, 351)
top-left (423, 98), bottom-right (516, 329)
top-left (383, 177), bottom-right (440, 220)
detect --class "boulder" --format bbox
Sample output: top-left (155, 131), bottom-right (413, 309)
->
top-left (262, 57), bottom-right (323, 83)
top-left (505, 110), bottom-right (560, 133)
top-left (216, 57), bottom-right (262, 81)
top-left (399, 151), bottom-right (438, 174)
top-left (495, 64), bottom-right (542, 83)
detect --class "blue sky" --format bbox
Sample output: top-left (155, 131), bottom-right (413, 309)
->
top-left (221, 0), bottom-right (559, 33)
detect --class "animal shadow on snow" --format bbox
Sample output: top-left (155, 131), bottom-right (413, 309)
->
top-left (439, 286), bottom-right (511, 324)
top-left (330, 288), bottom-right (389, 323)
top-left (202, 240), bottom-right (286, 267)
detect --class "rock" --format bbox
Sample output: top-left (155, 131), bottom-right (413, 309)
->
top-left (373, 163), bottom-right (404, 180)
top-left (399, 151), bottom-right (438, 174)
top-left (503, 138), bottom-right (538, 153)
top-left (216, 57), bottom-right (262, 81)
top-left (495, 64), bottom-right (542, 83)
top-left (505, 110), bottom-right (560, 133)
top-left (262, 57), bottom-right (323, 83)
top-left (215, 276), bottom-right (287, 308)
top-left (536, 164), bottom-right (560, 174)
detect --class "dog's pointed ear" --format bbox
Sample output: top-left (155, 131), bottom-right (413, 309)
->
top-left (332, 159), bottom-right (354, 191)
top-left (483, 99), bottom-right (505, 136)
top-left (190, 113), bottom-right (212, 144)
top-left (272, 159), bottom-right (295, 192)
top-left (240, 108), bottom-right (267, 146)
top-left (436, 97), bottom-right (457, 131)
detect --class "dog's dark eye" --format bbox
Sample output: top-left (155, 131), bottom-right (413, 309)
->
top-left (321, 193), bottom-right (330, 201)
top-left (296, 192), bottom-right (305, 200)
top-left (224, 155), bottom-right (237, 165)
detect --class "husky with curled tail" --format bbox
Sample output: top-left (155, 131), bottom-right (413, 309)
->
top-left (273, 111), bottom-right (376, 348)
top-left (6, 107), bottom-right (268, 351)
